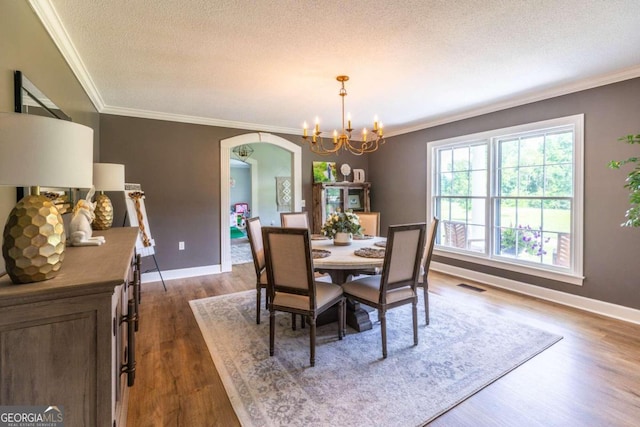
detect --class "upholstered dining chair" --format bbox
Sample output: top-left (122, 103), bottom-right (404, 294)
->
top-left (342, 223), bottom-right (426, 359)
top-left (357, 212), bottom-right (381, 236)
top-left (280, 211), bottom-right (310, 228)
top-left (262, 226), bottom-right (346, 367)
top-left (418, 217), bottom-right (439, 325)
top-left (246, 217), bottom-right (268, 324)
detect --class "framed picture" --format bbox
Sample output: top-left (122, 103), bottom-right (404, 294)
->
top-left (312, 161), bottom-right (337, 183)
top-left (348, 195), bottom-right (361, 209)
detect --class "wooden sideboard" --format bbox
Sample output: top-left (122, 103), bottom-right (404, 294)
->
top-left (0, 227), bottom-right (140, 427)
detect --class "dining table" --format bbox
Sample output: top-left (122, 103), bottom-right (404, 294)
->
top-left (311, 235), bottom-right (386, 331)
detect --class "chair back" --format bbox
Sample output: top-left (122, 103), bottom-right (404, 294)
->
top-left (246, 217), bottom-right (265, 277)
top-left (280, 212), bottom-right (309, 228)
top-left (379, 223), bottom-right (426, 300)
top-left (419, 217), bottom-right (439, 284)
top-left (262, 227), bottom-right (317, 309)
top-left (357, 212), bottom-right (380, 236)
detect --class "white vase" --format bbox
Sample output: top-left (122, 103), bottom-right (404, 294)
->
top-left (333, 232), bottom-right (352, 246)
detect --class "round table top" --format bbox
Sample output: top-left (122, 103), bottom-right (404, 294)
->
top-left (311, 236), bottom-right (386, 270)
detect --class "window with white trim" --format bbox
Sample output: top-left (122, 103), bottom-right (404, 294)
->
top-left (428, 115), bottom-right (584, 284)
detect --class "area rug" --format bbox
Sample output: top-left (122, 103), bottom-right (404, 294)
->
top-left (190, 290), bottom-right (562, 427)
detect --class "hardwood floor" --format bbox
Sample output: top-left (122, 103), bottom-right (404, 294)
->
top-left (127, 263), bottom-right (640, 426)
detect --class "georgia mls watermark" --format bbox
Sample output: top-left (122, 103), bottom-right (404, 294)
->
top-left (0, 406), bottom-right (63, 427)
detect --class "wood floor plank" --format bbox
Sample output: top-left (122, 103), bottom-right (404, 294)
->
top-left (127, 263), bottom-right (640, 427)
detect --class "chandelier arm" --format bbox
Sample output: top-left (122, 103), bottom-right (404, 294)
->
top-left (344, 139), bottom-right (366, 155)
top-left (310, 136), bottom-right (343, 154)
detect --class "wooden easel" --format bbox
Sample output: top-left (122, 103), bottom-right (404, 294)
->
top-left (123, 183), bottom-right (166, 291)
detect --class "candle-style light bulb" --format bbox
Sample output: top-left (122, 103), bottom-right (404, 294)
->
top-left (347, 112), bottom-right (352, 130)
top-left (378, 122), bottom-right (383, 137)
top-left (303, 121), bottom-right (308, 138)
top-left (373, 115), bottom-right (379, 132)
top-left (333, 129), bottom-right (338, 144)
top-left (362, 128), bottom-right (368, 142)
top-left (315, 116), bottom-right (320, 133)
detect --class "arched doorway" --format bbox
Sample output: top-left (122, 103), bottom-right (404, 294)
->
top-left (220, 132), bottom-right (302, 272)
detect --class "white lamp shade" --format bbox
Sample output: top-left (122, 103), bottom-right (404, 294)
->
top-left (0, 112), bottom-right (94, 188)
top-left (93, 163), bottom-right (125, 191)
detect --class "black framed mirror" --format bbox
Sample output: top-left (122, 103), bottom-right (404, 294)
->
top-left (14, 70), bottom-right (71, 120)
top-left (13, 70), bottom-right (74, 206)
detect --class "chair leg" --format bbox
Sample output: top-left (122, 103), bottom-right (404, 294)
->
top-left (256, 287), bottom-right (261, 325)
top-left (413, 300), bottom-right (418, 346)
top-left (423, 281), bottom-right (430, 325)
top-left (338, 299), bottom-right (344, 340)
top-left (301, 314), bottom-right (306, 329)
top-left (269, 310), bottom-right (275, 357)
top-left (310, 317), bottom-right (316, 367)
top-left (292, 313), bottom-right (296, 330)
top-left (343, 299), bottom-right (347, 337)
top-left (380, 309), bottom-right (387, 359)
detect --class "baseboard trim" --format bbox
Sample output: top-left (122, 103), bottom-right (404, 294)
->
top-left (141, 264), bottom-right (222, 284)
top-left (432, 262), bottom-right (640, 325)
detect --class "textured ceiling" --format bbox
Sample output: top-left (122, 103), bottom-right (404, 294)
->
top-left (39, 0), bottom-right (640, 136)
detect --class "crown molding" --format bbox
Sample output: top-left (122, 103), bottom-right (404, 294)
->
top-left (29, 0), bottom-right (105, 111)
top-left (100, 105), bottom-right (302, 135)
top-left (386, 65), bottom-right (640, 138)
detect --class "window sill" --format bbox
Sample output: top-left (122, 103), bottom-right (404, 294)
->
top-left (434, 247), bottom-right (584, 286)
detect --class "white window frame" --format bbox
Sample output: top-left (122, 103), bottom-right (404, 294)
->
top-left (427, 114), bottom-right (584, 286)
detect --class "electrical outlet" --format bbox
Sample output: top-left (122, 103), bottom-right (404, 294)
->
top-left (301, 199), bottom-right (306, 208)
top-left (179, 241), bottom-right (185, 250)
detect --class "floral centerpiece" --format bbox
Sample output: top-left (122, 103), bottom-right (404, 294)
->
top-left (321, 210), bottom-right (361, 245)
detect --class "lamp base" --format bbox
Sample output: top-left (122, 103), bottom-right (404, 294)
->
top-left (2, 194), bottom-right (66, 284)
top-left (92, 193), bottom-right (114, 230)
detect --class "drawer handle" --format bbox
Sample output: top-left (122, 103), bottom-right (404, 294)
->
top-left (134, 268), bottom-right (141, 332)
top-left (120, 299), bottom-right (137, 387)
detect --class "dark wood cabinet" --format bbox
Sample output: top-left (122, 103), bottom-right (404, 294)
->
top-left (312, 182), bottom-right (371, 233)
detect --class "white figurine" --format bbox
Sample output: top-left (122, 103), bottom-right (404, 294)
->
top-left (69, 187), bottom-right (106, 246)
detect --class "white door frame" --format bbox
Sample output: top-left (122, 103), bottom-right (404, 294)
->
top-left (220, 132), bottom-right (301, 272)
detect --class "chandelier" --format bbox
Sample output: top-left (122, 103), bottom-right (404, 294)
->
top-left (302, 75), bottom-right (385, 155)
top-left (232, 144), bottom-right (254, 162)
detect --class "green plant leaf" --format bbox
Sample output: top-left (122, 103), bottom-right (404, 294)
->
top-left (610, 133), bottom-right (640, 227)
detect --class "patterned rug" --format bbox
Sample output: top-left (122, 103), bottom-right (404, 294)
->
top-left (190, 290), bottom-right (562, 426)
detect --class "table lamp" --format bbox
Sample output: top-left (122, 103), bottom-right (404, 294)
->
top-left (92, 163), bottom-right (125, 230)
top-left (0, 112), bottom-right (93, 284)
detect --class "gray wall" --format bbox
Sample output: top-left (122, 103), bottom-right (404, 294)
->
top-left (0, 1), bottom-right (99, 274)
top-left (369, 78), bottom-right (640, 310)
top-left (99, 114), bottom-right (369, 271)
